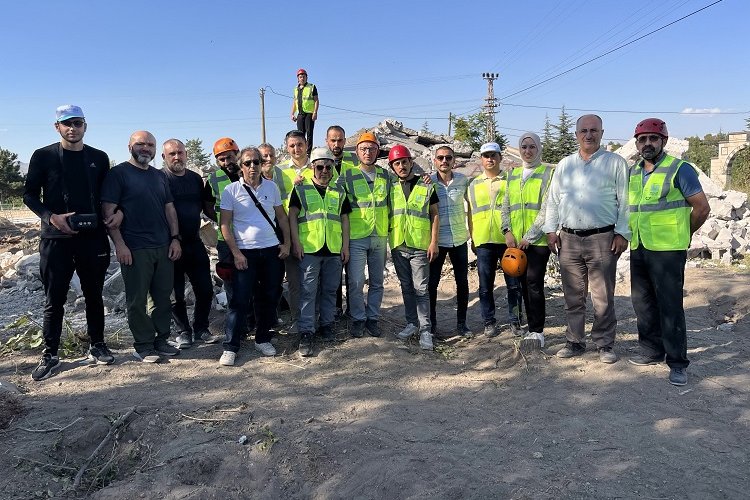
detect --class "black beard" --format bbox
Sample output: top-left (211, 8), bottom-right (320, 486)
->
top-left (641, 146), bottom-right (660, 161)
top-left (130, 148), bottom-right (154, 166)
top-left (225, 162), bottom-right (239, 174)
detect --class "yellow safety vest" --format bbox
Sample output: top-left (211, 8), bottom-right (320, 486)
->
top-left (629, 155), bottom-right (692, 251)
top-left (295, 181), bottom-right (345, 253)
top-left (467, 173), bottom-right (507, 245)
top-left (389, 179), bottom-right (433, 250)
top-left (275, 160), bottom-right (308, 211)
top-left (340, 166), bottom-right (390, 239)
top-left (207, 169), bottom-right (232, 242)
top-left (293, 83), bottom-right (316, 114)
top-left (507, 165), bottom-right (553, 246)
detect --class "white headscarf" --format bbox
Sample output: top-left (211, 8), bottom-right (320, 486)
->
top-left (518, 132), bottom-right (542, 168)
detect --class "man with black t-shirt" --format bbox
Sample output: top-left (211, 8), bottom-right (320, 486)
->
top-left (288, 148), bottom-right (351, 357)
top-left (24, 105), bottom-right (119, 381)
top-left (160, 139), bottom-right (219, 348)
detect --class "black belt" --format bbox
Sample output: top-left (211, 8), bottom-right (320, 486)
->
top-left (561, 225), bottom-right (615, 237)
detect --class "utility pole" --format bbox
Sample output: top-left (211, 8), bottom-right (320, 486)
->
top-left (482, 72), bottom-right (499, 143)
top-left (448, 112), bottom-right (453, 136)
top-left (259, 88), bottom-right (267, 143)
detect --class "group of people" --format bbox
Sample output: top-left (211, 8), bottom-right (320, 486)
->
top-left (23, 99), bottom-right (709, 387)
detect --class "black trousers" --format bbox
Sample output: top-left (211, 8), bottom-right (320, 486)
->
top-left (518, 245), bottom-right (552, 333)
top-left (39, 235), bottom-right (110, 355)
top-left (630, 248), bottom-right (689, 368)
top-left (428, 243), bottom-right (469, 327)
top-left (172, 239), bottom-right (213, 334)
top-left (296, 112), bottom-right (315, 154)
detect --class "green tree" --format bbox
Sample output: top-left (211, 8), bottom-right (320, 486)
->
top-left (185, 138), bottom-right (211, 174)
top-left (729, 146), bottom-right (750, 191)
top-left (607, 141), bottom-right (622, 151)
top-left (541, 114), bottom-right (556, 163)
top-left (0, 147), bottom-right (25, 202)
top-left (552, 105), bottom-right (577, 160)
top-left (452, 112), bottom-right (507, 151)
top-left (684, 132), bottom-right (728, 174)
top-left (420, 121), bottom-right (432, 134)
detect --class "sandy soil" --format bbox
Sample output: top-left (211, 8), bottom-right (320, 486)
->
top-left (0, 256), bottom-right (748, 498)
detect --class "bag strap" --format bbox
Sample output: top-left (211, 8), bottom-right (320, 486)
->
top-left (242, 183), bottom-right (282, 244)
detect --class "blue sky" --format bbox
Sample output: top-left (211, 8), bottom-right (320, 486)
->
top-left (1, 0), bottom-right (747, 165)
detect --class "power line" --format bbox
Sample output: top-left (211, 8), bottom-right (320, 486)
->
top-left (499, 0), bottom-right (724, 101)
top-left (500, 102), bottom-right (750, 115)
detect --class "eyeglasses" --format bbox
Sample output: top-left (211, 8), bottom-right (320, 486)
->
top-left (59, 119), bottom-right (85, 128)
top-left (241, 159), bottom-right (261, 166)
top-left (520, 145), bottom-right (537, 150)
top-left (436, 155), bottom-right (454, 161)
top-left (636, 134), bottom-right (662, 144)
top-left (481, 152), bottom-right (499, 158)
top-left (358, 146), bottom-right (378, 153)
top-left (315, 164), bottom-right (333, 171)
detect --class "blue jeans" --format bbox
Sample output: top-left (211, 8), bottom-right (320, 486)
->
top-left (223, 247), bottom-right (283, 352)
top-left (347, 235), bottom-right (387, 322)
top-left (298, 254), bottom-right (343, 335)
top-left (476, 243), bottom-right (521, 326)
top-left (392, 246), bottom-right (431, 331)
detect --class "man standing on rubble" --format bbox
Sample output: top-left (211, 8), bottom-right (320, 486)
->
top-left (627, 118), bottom-right (709, 386)
top-left (290, 68), bottom-right (319, 155)
top-left (24, 105), bottom-right (118, 380)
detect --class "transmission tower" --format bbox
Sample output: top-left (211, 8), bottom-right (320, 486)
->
top-left (482, 72), bottom-right (499, 143)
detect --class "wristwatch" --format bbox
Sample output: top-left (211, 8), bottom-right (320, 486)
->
top-left (171, 234), bottom-right (182, 242)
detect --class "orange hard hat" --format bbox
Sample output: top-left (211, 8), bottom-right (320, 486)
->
top-left (357, 132), bottom-right (379, 146)
top-left (388, 144), bottom-right (412, 164)
top-left (213, 137), bottom-right (239, 157)
top-left (501, 247), bottom-right (527, 278)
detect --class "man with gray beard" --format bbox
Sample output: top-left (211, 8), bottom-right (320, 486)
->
top-left (160, 139), bottom-right (218, 348)
top-left (101, 131), bottom-right (182, 363)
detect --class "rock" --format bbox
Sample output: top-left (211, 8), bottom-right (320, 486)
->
top-left (708, 198), bottom-right (734, 220)
top-left (14, 253), bottom-right (40, 276)
top-left (200, 221), bottom-right (218, 248)
top-left (724, 190), bottom-right (748, 209)
top-left (215, 291), bottom-right (227, 307)
top-left (103, 269), bottom-right (125, 297)
top-left (697, 169), bottom-right (724, 198)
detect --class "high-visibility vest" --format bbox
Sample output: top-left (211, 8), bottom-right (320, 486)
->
top-left (629, 155), bottom-right (692, 251)
top-left (207, 169), bottom-right (233, 241)
top-left (389, 179), bottom-right (433, 250)
top-left (340, 166), bottom-right (390, 239)
top-left (302, 150), bottom-right (360, 183)
top-left (294, 83), bottom-right (316, 114)
top-left (275, 160), bottom-right (307, 211)
top-left (507, 165), bottom-right (553, 246)
top-left (467, 173), bottom-right (507, 245)
top-left (294, 181), bottom-right (346, 253)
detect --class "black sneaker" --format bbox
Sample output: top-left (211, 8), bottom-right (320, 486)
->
top-left (456, 322), bottom-right (473, 337)
top-left (154, 341), bottom-right (180, 356)
top-left (365, 319), bottom-right (381, 337)
top-left (556, 341), bottom-right (586, 358)
top-left (350, 320), bottom-right (365, 338)
top-left (133, 349), bottom-right (160, 363)
top-left (89, 343), bottom-right (115, 365)
top-left (320, 325), bottom-right (335, 342)
top-left (31, 353), bottom-right (61, 381)
top-left (669, 367), bottom-right (688, 386)
top-left (194, 330), bottom-right (221, 344)
top-left (629, 354), bottom-right (663, 366)
top-left (174, 333), bottom-right (193, 349)
top-left (298, 333), bottom-right (313, 357)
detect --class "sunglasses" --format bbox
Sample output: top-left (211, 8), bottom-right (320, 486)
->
top-left (59, 119), bottom-right (85, 128)
top-left (242, 159), bottom-right (261, 166)
top-left (436, 155), bottom-right (454, 161)
top-left (636, 134), bottom-right (662, 144)
top-left (315, 164), bottom-right (333, 171)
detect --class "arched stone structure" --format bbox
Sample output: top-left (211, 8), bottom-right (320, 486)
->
top-left (711, 132), bottom-right (749, 188)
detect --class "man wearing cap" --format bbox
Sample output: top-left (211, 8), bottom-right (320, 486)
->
top-left (388, 145), bottom-right (440, 350)
top-left (339, 132), bottom-right (390, 338)
top-left (291, 68), bottom-right (319, 155)
top-left (467, 142), bottom-right (523, 338)
top-left (428, 146), bottom-right (472, 337)
top-left (160, 139), bottom-right (218, 349)
top-left (544, 114), bottom-right (630, 364)
top-left (24, 105), bottom-right (119, 380)
top-left (628, 118), bottom-right (709, 386)
top-left (101, 131), bottom-right (183, 363)
top-left (288, 147), bottom-right (351, 356)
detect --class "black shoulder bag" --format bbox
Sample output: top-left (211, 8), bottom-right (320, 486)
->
top-left (242, 184), bottom-right (284, 244)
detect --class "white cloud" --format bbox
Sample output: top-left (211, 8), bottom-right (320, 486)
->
top-left (681, 107), bottom-right (723, 114)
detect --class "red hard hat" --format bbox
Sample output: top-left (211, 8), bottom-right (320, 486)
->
top-left (501, 248), bottom-right (527, 278)
top-left (297, 68), bottom-right (307, 76)
top-left (213, 137), bottom-right (239, 157)
top-left (388, 144), bottom-right (412, 164)
top-left (634, 118), bottom-right (668, 139)
top-left (216, 262), bottom-right (234, 282)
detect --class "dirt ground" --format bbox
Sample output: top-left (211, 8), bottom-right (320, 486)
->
top-left (0, 249), bottom-right (748, 498)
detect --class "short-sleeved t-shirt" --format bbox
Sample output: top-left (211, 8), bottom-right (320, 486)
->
top-left (161, 168), bottom-right (205, 242)
top-left (289, 182), bottom-right (352, 256)
top-left (101, 162), bottom-right (173, 250)
top-left (220, 177), bottom-right (282, 250)
top-left (639, 158), bottom-right (703, 198)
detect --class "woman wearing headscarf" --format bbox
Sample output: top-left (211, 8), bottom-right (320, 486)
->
top-left (501, 132), bottom-right (554, 351)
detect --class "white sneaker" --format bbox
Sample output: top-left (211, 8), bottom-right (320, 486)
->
top-left (397, 323), bottom-right (418, 340)
top-left (255, 342), bottom-right (277, 356)
top-left (419, 330), bottom-right (434, 350)
top-left (219, 351), bottom-right (236, 366)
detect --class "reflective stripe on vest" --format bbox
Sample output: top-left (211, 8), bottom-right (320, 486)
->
top-left (208, 170), bottom-right (231, 241)
top-left (467, 175), bottom-right (506, 245)
top-left (507, 165), bottom-right (552, 246)
top-left (389, 180), bottom-right (433, 250)
top-left (295, 182), bottom-right (345, 253)
top-left (274, 161), bottom-right (302, 211)
top-left (294, 84), bottom-right (316, 114)
top-left (341, 167), bottom-right (389, 239)
top-left (628, 155), bottom-right (691, 251)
